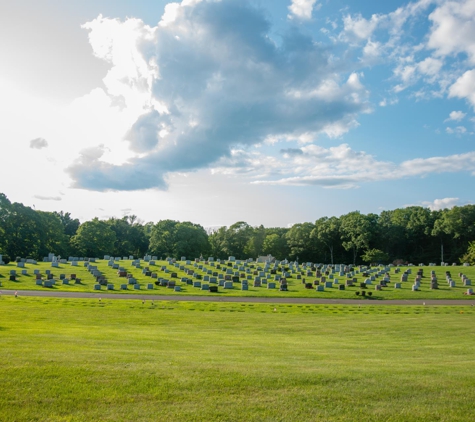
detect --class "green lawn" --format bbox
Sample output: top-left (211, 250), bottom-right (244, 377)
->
top-left (1, 296), bottom-right (475, 421)
top-left (1, 260), bottom-right (474, 300)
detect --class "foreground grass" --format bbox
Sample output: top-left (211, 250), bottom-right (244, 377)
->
top-left (1, 261), bottom-right (474, 300)
top-left (1, 297), bottom-right (475, 421)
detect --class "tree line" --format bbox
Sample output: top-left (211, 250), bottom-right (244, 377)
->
top-left (1, 193), bottom-right (474, 264)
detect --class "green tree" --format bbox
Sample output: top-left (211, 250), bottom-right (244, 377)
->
top-left (174, 222), bottom-right (209, 259)
top-left (361, 248), bottom-right (390, 264)
top-left (286, 222), bottom-right (316, 262)
top-left (223, 222), bottom-right (254, 259)
top-left (53, 211), bottom-right (80, 237)
top-left (36, 211), bottom-right (70, 258)
top-left (0, 193), bottom-right (12, 255)
top-left (460, 241), bottom-right (475, 265)
top-left (106, 216), bottom-right (148, 258)
top-left (312, 217), bottom-right (340, 265)
top-left (433, 205), bottom-right (475, 263)
top-left (340, 211), bottom-right (373, 265)
top-left (149, 220), bottom-right (179, 258)
top-left (208, 227), bottom-right (227, 259)
top-left (262, 229), bottom-right (290, 260)
top-left (2, 202), bottom-right (43, 259)
top-left (244, 225), bottom-right (266, 257)
top-left (71, 218), bottom-right (116, 258)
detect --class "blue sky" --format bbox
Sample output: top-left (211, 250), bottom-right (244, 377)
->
top-left (1, 0), bottom-right (474, 227)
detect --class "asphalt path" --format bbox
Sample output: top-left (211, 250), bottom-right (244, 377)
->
top-left (1, 289), bottom-right (474, 306)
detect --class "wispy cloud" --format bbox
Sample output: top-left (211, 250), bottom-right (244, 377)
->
top-left (245, 145), bottom-right (475, 189)
top-left (34, 195), bottom-right (62, 201)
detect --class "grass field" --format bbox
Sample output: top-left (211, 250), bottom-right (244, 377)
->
top-left (1, 296), bottom-right (475, 421)
top-left (1, 259), bottom-right (474, 300)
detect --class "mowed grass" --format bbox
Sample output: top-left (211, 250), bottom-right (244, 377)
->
top-left (1, 260), bottom-right (475, 300)
top-left (1, 297), bottom-right (475, 421)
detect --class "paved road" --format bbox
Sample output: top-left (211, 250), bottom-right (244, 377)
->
top-left (1, 289), bottom-right (474, 306)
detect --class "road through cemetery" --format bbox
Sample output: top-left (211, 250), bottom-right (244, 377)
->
top-left (2, 289), bottom-right (474, 305)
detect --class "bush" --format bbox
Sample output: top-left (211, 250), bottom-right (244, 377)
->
top-left (2, 255), bottom-right (10, 264)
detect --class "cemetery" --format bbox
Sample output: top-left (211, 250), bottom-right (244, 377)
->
top-left (0, 253), bottom-right (474, 300)
top-left (1, 253), bottom-right (475, 421)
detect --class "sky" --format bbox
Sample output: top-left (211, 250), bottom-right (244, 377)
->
top-left (1, 0), bottom-right (475, 228)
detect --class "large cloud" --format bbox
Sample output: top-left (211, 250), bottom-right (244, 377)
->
top-left (68, 0), bottom-right (370, 191)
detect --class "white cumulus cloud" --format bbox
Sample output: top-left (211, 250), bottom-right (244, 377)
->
top-left (68, 0), bottom-right (370, 191)
top-left (421, 197), bottom-right (460, 210)
top-left (446, 110), bottom-right (466, 121)
top-left (288, 0), bottom-right (319, 20)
